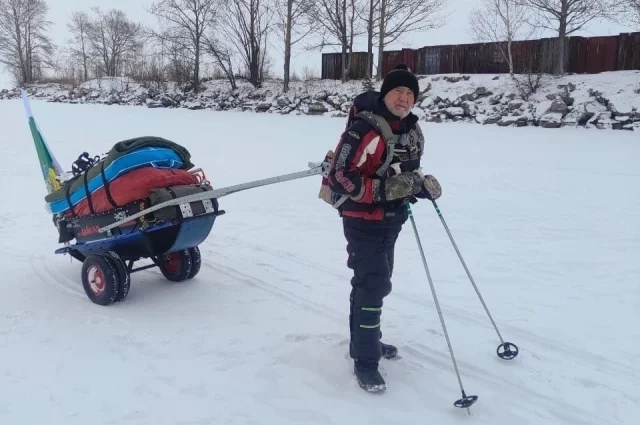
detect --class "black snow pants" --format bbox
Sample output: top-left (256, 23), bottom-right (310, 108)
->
top-left (343, 210), bottom-right (407, 363)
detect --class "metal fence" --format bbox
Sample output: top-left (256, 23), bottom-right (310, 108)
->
top-left (321, 33), bottom-right (640, 79)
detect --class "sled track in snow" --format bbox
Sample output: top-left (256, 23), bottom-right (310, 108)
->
top-left (200, 252), bottom-right (613, 425)
top-left (394, 288), bottom-right (640, 386)
top-left (400, 342), bottom-right (612, 425)
top-left (199, 240), bottom-right (635, 424)
top-left (213, 235), bottom-right (352, 281)
top-left (200, 259), bottom-right (345, 324)
top-left (29, 254), bottom-right (86, 300)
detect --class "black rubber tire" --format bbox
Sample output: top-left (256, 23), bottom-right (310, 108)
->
top-left (105, 251), bottom-right (130, 302)
top-left (187, 246), bottom-right (201, 279)
top-left (81, 254), bottom-right (120, 306)
top-left (158, 250), bottom-right (192, 282)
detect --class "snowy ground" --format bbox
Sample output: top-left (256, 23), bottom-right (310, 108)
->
top-left (1, 100), bottom-right (638, 425)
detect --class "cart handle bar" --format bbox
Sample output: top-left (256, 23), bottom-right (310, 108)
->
top-left (98, 163), bottom-right (324, 234)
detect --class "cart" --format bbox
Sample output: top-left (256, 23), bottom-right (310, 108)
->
top-left (53, 187), bottom-right (226, 306)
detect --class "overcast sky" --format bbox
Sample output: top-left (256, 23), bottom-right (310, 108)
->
top-left (0, 0), bottom-right (635, 90)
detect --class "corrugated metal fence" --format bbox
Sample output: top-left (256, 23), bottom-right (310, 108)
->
top-left (321, 33), bottom-right (640, 79)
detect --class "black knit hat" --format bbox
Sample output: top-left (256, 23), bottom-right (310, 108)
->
top-left (380, 64), bottom-right (419, 99)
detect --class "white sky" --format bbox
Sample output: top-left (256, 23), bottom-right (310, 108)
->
top-left (0, 0), bottom-right (635, 89)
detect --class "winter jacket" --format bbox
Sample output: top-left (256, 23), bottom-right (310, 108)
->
top-left (327, 91), bottom-right (429, 221)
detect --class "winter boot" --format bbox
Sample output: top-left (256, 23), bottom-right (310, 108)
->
top-left (381, 342), bottom-right (398, 359)
top-left (354, 359), bottom-right (386, 393)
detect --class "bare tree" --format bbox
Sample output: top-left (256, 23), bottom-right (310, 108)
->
top-left (364, 0), bottom-right (377, 78)
top-left (165, 40), bottom-right (194, 87)
top-left (216, 0), bottom-right (274, 88)
top-left (626, 0), bottom-right (640, 26)
top-left (469, 0), bottom-right (546, 100)
top-left (84, 7), bottom-right (144, 77)
top-left (67, 11), bottom-right (91, 82)
top-left (354, 0), bottom-right (378, 78)
top-left (275, 0), bottom-right (316, 91)
top-left (148, 0), bottom-right (217, 93)
top-left (370, 0), bottom-right (448, 80)
top-left (0, 0), bottom-right (54, 85)
top-left (48, 48), bottom-right (84, 86)
top-left (126, 37), bottom-right (181, 90)
top-left (305, 0), bottom-right (367, 83)
top-left (469, 0), bottom-right (532, 75)
top-left (520, 0), bottom-right (620, 74)
top-left (375, 0), bottom-right (386, 80)
top-left (202, 33), bottom-right (237, 89)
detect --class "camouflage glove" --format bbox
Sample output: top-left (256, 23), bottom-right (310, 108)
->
top-left (413, 168), bottom-right (442, 201)
top-left (373, 172), bottom-right (423, 202)
top-left (422, 175), bottom-right (442, 200)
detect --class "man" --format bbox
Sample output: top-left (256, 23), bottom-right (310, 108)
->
top-left (326, 64), bottom-right (442, 392)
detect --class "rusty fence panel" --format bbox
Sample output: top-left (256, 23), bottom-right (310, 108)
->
top-left (348, 52), bottom-right (373, 79)
top-left (568, 37), bottom-right (587, 73)
top-left (511, 40), bottom-right (537, 73)
top-left (437, 46), bottom-right (451, 73)
top-left (349, 32), bottom-right (639, 80)
top-left (321, 52), bottom-right (373, 79)
top-left (617, 32), bottom-right (640, 70)
top-left (414, 48), bottom-right (426, 74)
top-left (382, 50), bottom-right (403, 75)
top-left (321, 53), bottom-right (340, 79)
top-left (420, 46), bottom-right (440, 74)
top-left (474, 43), bottom-right (506, 73)
top-left (583, 36), bottom-right (619, 73)
top-left (382, 49), bottom-right (417, 75)
top-left (401, 48), bottom-right (417, 72)
top-left (438, 45), bottom-right (465, 73)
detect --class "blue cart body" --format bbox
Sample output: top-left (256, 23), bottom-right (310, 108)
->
top-left (55, 214), bottom-right (217, 261)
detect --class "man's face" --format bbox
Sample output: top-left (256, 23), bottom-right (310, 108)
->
top-left (383, 86), bottom-right (415, 118)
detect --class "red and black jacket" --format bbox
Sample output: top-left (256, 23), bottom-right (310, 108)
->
top-left (327, 91), bottom-right (428, 221)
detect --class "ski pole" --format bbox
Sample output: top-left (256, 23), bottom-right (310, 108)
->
top-left (406, 204), bottom-right (478, 412)
top-left (430, 200), bottom-right (519, 360)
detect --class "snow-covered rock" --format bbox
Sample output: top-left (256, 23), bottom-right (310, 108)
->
top-left (540, 113), bottom-right (564, 128)
top-left (2, 71), bottom-right (639, 131)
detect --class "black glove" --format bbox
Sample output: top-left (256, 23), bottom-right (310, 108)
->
top-left (373, 172), bottom-right (423, 202)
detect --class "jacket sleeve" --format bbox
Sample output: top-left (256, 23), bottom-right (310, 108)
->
top-left (327, 120), bottom-right (383, 204)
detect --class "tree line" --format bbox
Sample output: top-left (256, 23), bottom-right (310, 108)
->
top-left (0, 0), bottom-right (638, 93)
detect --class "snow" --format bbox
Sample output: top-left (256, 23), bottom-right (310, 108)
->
top-left (1, 99), bottom-right (639, 425)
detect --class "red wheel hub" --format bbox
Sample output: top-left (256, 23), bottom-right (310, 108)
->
top-left (87, 265), bottom-right (106, 296)
top-left (163, 253), bottom-right (181, 275)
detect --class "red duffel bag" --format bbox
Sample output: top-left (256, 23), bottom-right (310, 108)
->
top-left (65, 166), bottom-right (200, 218)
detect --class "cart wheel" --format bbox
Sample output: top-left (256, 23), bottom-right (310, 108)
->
top-left (158, 250), bottom-right (192, 282)
top-left (81, 254), bottom-right (120, 306)
top-left (187, 246), bottom-right (201, 279)
top-left (105, 251), bottom-right (130, 302)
